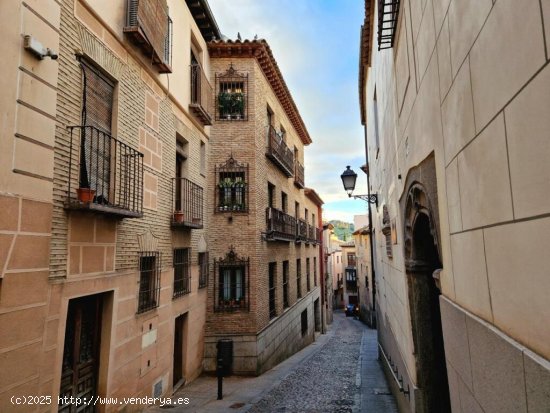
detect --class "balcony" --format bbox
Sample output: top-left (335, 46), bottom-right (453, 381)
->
top-left (124, 0), bottom-right (172, 73)
top-left (266, 126), bottom-right (294, 177)
top-left (190, 63), bottom-right (213, 125)
top-left (66, 126), bottom-right (143, 218)
top-left (172, 178), bottom-right (204, 229)
top-left (346, 279), bottom-right (358, 292)
top-left (266, 207), bottom-right (296, 242)
top-left (294, 160), bottom-right (304, 188)
top-left (296, 218), bottom-right (308, 243)
top-left (307, 225), bottom-right (317, 244)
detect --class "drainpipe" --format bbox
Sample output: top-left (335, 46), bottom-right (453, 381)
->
top-left (363, 125), bottom-right (376, 324)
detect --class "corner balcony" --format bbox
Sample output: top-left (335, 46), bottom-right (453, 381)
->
top-left (294, 160), bottom-right (304, 188)
top-left (265, 207), bottom-right (296, 242)
top-left (172, 177), bottom-right (204, 229)
top-left (266, 126), bottom-right (294, 177)
top-left (65, 126), bottom-right (144, 218)
top-left (190, 63), bottom-right (213, 125)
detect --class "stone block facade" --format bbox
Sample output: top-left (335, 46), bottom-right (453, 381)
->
top-left (359, 0), bottom-right (550, 411)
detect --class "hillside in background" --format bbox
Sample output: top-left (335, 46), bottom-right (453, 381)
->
top-left (328, 220), bottom-right (354, 241)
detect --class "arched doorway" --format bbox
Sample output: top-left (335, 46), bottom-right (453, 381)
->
top-left (404, 182), bottom-right (451, 413)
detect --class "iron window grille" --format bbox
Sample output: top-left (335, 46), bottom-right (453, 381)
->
top-left (269, 262), bottom-right (277, 319)
top-left (215, 156), bottom-right (249, 213)
top-left (296, 259), bottom-right (302, 299)
top-left (124, 0), bottom-right (173, 73)
top-left (215, 64), bottom-right (248, 121)
top-left (377, 0), bottom-right (401, 50)
top-left (138, 252), bottom-right (161, 313)
top-left (306, 258), bottom-right (311, 292)
top-left (198, 252), bottom-right (209, 289)
top-left (283, 261), bottom-right (289, 308)
top-left (214, 247), bottom-right (250, 312)
top-left (173, 248), bottom-right (191, 298)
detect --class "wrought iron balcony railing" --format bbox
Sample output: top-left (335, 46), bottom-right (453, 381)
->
top-left (294, 160), bottom-right (305, 188)
top-left (66, 126), bottom-right (144, 218)
top-left (172, 177), bottom-right (204, 229)
top-left (266, 207), bottom-right (296, 242)
top-left (266, 126), bottom-right (294, 177)
top-left (307, 224), bottom-right (317, 244)
top-left (296, 218), bottom-right (308, 243)
top-left (190, 63), bottom-right (213, 125)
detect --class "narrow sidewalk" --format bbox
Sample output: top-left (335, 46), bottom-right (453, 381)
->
top-left (146, 328), bottom-right (335, 412)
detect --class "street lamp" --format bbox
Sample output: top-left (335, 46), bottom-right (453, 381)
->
top-left (340, 166), bottom-right (378, 207)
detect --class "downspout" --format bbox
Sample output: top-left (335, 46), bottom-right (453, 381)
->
top-left (363, 125), bottom-right (376, 325)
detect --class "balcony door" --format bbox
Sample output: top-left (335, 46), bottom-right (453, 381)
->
top-left (80, 60), bottom-right (115, 204)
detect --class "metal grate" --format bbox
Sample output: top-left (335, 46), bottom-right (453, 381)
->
top-left (138, 252), bottom-right (161, 313)
top-left (215, 64), bottom-right (248, 121)
top-left (173, 248), bottom-right (190, 298)
top-left (214, 247), bottom-right (249, 312)
top-left (198, 252), bottom-right (208, 289)
top-left (377, 0), bottom-right (401, 50)
top-left (215, 156), bottom-right (249, 213)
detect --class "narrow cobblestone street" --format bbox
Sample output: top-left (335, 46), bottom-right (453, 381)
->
top-left (149, 311), bottom-right (397, 413)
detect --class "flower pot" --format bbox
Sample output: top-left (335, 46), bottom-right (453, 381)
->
top-left (173, 211), bottom-right (184, 223)
top-left (76, 188), bottom-right (95, 203)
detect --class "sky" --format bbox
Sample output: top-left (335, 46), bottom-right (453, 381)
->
top-left (208, 0), bottom-right (369, 224)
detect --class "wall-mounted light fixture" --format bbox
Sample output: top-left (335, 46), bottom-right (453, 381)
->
top-left (24, 35), bottom-right (58, 60)
top-left (340, 165), bottom-right (378, 206)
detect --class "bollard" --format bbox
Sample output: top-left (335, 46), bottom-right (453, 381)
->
top-left (217, 356), bottom-right (223, 400)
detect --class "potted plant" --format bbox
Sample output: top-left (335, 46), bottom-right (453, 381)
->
top-left (173, 210), bottom-right (184, 223)
top-left (231, 92), bottom-right (244, 119)
top-left (76, 187), bottom-right (95, 203)
top-left (218, 92), bottom-right (232, 119)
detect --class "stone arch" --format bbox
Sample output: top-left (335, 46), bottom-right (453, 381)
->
top-left (400, 153), bottom-right (450, 413)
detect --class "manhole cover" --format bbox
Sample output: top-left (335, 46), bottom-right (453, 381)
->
top-left (230, 402), bottom-right (246, 409)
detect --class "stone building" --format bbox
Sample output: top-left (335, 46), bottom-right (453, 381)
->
top-left (340, 241), bottom-right (357, 309)
top-left (352, 221), bottom-right (372, 324)
top-left (358, 0), bottom-right (550, 412)
top-left (0, 0), bottom-right (221, 409)
top-left (321, 222), bottom-right (335, 325)
top-left (203, 38), bottom-right (323, 375)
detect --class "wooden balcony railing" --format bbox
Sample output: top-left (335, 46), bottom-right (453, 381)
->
top-left (66, 126), bottom-right (144, 218)
top-left (266, 207), bottom-right (296, 242)
top-left (294, 160), bottom-right (305, 188)
top-left (266, 126), bottom-right (294, 177)
top-left (172, 177), bottom-right (204, 229)
top-left (190, 63), bottom-right (213, 125)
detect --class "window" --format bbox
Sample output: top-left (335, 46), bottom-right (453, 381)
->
top-left (267, 105), bottom-right (274, 127)
top-left (79, 60), bottom-right (115, 202)
top-left (305, 208), bottom-right (309, 223)
top-left (314, 257), bottom-right (317, 287)
top-left (281, 192), bottom-right (287, 213)
top-left (280, 125), bottom-right (286, 142)
top-left (296, 259), bottom-right (302, 299)
top-left (214, 247), bottom-right (249, 311)
top-left (269, 262), bottom-right (277, 319)
top-left (138, 252), bottom-right (161, 313)
top-left (175, 137), bottom-right (187, 212)
top-left (215, 64), bottom-right (248, 120)
top-left (295, 202), bottom-right (300, 219)
top-left (198, 252), bottom-right (208, 288)
top-left (216, 157), bottom-right (248, 212)
top-left (283, 260), bottom-right (289, 308)
top-left (173, 248), bottom-right (190, 298)
top-left (268, 182), bottom-right (275, 208)
top-left (347, 253), bottom-right (356, 266)
top-left (374, 88), bottom-right (380, 158)
top-left (306, 258), bottom-right (311, 292)
top-left (301, 309), bottom-right (308, 336)
top-left (200, 141), bottom-right (206, 176)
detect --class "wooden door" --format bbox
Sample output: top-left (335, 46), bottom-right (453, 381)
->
top-left (59, 295), bottom-right (102, 412)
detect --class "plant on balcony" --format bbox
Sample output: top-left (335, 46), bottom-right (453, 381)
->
top-left (77, 129), bottom-right (95, 203)
top-left (173, 210), bottom-right (184, 223)
top-left (218, 92), bottom-right (232, 119)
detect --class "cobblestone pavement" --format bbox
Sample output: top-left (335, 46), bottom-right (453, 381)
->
top-left (248, 312), bottom-right (398, 413)
top-left (146, 311), bottom-right (397, 413)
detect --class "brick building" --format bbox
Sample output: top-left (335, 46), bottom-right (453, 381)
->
top-left (203, 39), bottom-right (323, 375)
top-left (0, 0), bottom-right (221, 409)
